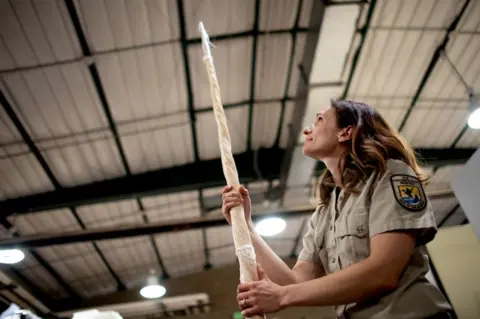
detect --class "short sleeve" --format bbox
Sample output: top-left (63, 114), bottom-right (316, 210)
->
top-left (368, 160), bottom-right (437, 246)
top-left (298, 211), bottom-right (321, 264)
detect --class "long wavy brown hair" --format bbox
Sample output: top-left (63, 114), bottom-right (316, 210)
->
top-left (314, 99), bottom-right (429, 205)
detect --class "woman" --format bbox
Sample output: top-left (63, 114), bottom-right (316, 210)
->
top-left (221, 100), bottom-right (454, 318)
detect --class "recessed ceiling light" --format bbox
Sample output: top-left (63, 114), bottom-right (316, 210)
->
top-left (467, 106), bottom-right (480, 129)
top-left (0, 249), bottom-right (25, 264)
top-left (140, 284), bottom-right (166, 299)
top-left (255, 217), bottom-right (286, 237)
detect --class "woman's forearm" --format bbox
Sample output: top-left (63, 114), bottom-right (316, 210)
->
top-left (281, 257), bottom-right (396, 308)
top-left (247, 222), bottom-right (301, 286)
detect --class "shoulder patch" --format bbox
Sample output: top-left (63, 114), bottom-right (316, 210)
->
top-left (390, 174), bottom-right (427, 212)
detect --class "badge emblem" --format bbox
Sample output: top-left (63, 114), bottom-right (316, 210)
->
top-left (390, 174), bottom-right (426, 211)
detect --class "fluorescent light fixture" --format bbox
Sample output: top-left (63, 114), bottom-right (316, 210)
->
top-left (468, 94), bottom-right (480, 129)
top-left (255, 217), bottom-right (286, 237)
top-left (0, 249), bottom-right (25, 264)
top-left (140, 274), bottom-right (166, 299)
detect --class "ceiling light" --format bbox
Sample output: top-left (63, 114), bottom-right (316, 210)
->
top-left (0, 249), bottom-right (24, 264)
top-left (467, 94), bottom-right (480, 129)
top-left (140, 274), bottom-right (166, 299)
top-left (255, 217), bottom-right (286, 237)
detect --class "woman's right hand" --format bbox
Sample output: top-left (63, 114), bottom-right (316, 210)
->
top-left (222, 185), bottom-right (252, 226)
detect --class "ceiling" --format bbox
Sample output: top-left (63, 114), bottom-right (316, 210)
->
top-left (0, 0), bottom-right (478, 318)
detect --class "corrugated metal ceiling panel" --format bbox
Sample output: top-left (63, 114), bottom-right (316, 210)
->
top-left (95, 43), bottom-right (187, 120)
top-left (370, 0), bottom-right (460, 28)
top-left (283, 187), bottom-right (314, 208)
top-left (428, 165), bottom-right (463, 190)
top-left (456, 129), bottom-right (480, 148)
top-left (349, 30), bottom-right (444, 99)
top-left (288, 33), bottom-right (306, 96)
top-left (184, 0), bottom-right (255, 39)
top-left (298, 0), bottom-right (314, 28)
top-left (403, 101), bottom-right (468, 148)
top-left (255, 34), bottom-right (291, 100)
top-left (142, 190), bottom-right (201, 222)
top-left (430, 196), bottom-right (458, 225)
top-left (155, 230), bottom-right (205, 278)
top-left (2, 62), bottom-right (127, 186)
top-left (9, 208), bottom-right (80, 235)
top-left (189, 38), bottom-right (252, 108)
top-left (18, 255), bottom-right (69, 299)
top-left (251, 102), bottom-right (281, 149)
top-left (259, 0), bottom-right (298, 31)
top-left (457, 0), bottom-right (480, 32)
top-left (0, 0), bottom-right (80, 70)
top-left (309, 4), bottom-right (359, 84)
top-left (97, 236), bottom-right (158, 289)
top-left (0, 151), bottom-right (54, 199)
top-left (77, 199), bottom-right (143, 228)
top-left (196, 105), bottom-right (249, 160)
top-left (279, 101), bottom-right (295, 148)
top-left (207, 226), bottom-right (235, 268)
top-left (75, 0), bottom-right (179, 52)
top-left (37, 243), bottom-right (117, 298)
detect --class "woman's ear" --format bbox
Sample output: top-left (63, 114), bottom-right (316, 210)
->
top-left (338, 126), bottom-right (353, 142)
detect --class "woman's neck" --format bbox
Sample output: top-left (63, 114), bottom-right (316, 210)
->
top-left (323, 156), bottom-right (343, 187)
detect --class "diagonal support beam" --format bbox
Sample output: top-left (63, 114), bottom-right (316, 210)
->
top-left (177, 0), bottom-right (200, 162)
top-left (247, 0), bottom-right (261, 151)
top-left (274, 0), bottom-right (304, 147)
top-left (398, 0), bottom-right (472, 132)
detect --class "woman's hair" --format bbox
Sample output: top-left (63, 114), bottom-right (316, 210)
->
top-left (314, 99), bottom-right (430, 205)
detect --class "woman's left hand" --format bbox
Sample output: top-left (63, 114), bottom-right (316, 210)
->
top-left (237, 264), bottom-right (286, 317)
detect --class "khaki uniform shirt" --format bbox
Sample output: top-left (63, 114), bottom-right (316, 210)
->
top-left (298, 159), bottom-right (452, 319)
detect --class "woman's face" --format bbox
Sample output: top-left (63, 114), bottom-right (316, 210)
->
top-left (302, 107), bottom-right (343, 159)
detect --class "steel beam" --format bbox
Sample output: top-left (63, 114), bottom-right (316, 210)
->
top-left (0, 148), bottom-right (284, 216)
top-left (0, 207), bottom-right (315, 249)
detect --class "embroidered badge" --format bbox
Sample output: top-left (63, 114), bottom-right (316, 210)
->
top-left (390, 174), bottom-right (426, 212)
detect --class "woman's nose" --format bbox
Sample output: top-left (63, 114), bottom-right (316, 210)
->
top-left (303, 124), bottom-right (313, 135)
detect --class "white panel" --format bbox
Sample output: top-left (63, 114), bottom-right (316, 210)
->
top-left (255, 34), bottom-right (291, 99)
top-left (310, 4), bottom-right (359, 83)
top-left (279, 101), bottom-right (295, 148)
top-left (184, 0), bottom-right (255, 39)
top-left (288, 33), bottom-right (307, 96)
top-left (9, 209), bottom-right (80, 235)
top-left (98, 236), bottom-right (158, 289)
top-left (259, 0), bottom-right (298, 30)
top-left (0, 0), bottom-right (80, 70)
top-left (142, 190), bottom-right (201, 222)
top-left (77, 200), bottom-right (143, 228)
top-left (96, 43), bottom-right (187, 121)
top-left (189, 38), bottom-right (252, 108)
top-left (286, 146), bottom-right (316, 188)
top-left (155, 230), bottom-right (205, 278)
top-left (76, 0), bottom-right (179, 52)
top-left (251, 102), bottom-right (281, 149)
top-left (196, 105), bottom-right (249, 160)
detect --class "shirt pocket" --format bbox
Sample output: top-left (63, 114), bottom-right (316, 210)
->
top-left (334, 211), bottom-right (370, 266)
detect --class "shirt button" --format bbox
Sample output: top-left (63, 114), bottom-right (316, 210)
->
top-left (331, 258), bottom-right (336, 264)
top-left (339, 196), bottom-right (343, 201)
top-left (356, 225), bottom-right (364, 233)
top-left (329, 225), bottom-right (333, 231)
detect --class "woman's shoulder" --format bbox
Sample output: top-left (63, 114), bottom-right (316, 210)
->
top-left (385, 158), bottom-right (417, 176)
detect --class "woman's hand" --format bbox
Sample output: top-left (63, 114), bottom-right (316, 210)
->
top-left (222, 185), bottom-right (252, 226)
top-left (237, 264), bottom-right (286, 317)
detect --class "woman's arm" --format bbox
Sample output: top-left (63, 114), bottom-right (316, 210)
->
top-left (280, 231), bottom-right (415, 307)
top-left (238, 231), bottom-right (415, 316)
top-left (248, 223), bottom-right (324, 286)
